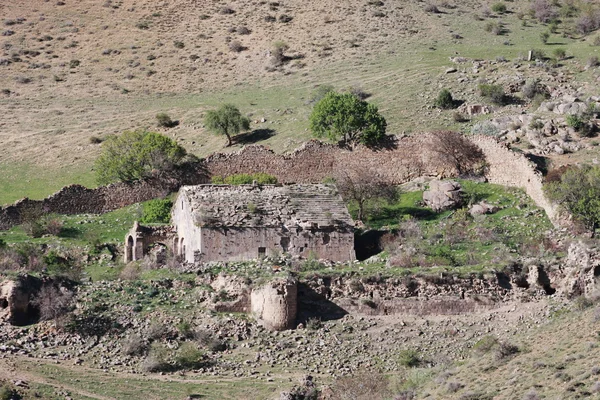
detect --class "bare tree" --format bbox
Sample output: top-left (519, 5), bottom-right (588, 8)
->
top-left (335, 168), bottom-right (398, 222)
top-left (32, 284), bottom-right (74, 323)
top-left (429, 131), bottom-right (486, 175)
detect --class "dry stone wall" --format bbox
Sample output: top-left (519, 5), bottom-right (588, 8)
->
top-left (469, 135), bottom-right (558, 224)
top-left (205, 133), bottom-right (470, 185)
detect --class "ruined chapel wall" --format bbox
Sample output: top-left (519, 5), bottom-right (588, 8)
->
top-left (198, 228), bottom-right (355, 262)
top-left (469, 135), bottom-right (558, 224)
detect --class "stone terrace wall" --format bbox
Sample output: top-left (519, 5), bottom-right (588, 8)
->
top-left (0, 172), bottom-right (208, 230)
top-left (470, 135), bottom-right (558, 224)
top-left (205, 133), bottom-right (467, 185)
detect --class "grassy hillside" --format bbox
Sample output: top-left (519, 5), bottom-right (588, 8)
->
top-left (2, 0), bottom-right (600, 202)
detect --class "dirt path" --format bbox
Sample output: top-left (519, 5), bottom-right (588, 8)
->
top-left (0, 357), bottom-right (113, 400)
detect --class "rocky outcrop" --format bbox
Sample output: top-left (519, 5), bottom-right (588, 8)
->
top-left (423, 180), bottom-right (463, 212)
top-left (558, 241), bottom-right (600, 298)
top-left (251, 278), bottom-right (297, 331)
top-left (0, 275), bottom-right (43, 326)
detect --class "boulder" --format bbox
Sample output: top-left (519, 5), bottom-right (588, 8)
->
top-left (469, 201), bottom-right (499, 217)
top-left (423, 180), bottom-right (463, 212)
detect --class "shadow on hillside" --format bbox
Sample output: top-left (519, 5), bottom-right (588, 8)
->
top-left (234, 128), bottom-right (276, 145)
top-left (297, 283), bottom-right (348, 324)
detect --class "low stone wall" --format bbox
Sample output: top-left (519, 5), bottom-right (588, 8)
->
top-left (205, 132), bottom-right (479, 185)
top-left (0, 168), bottom-right (208, 231)
top-left (470, 135), bottom-right (558, 224)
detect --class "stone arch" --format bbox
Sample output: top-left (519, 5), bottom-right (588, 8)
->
top-left (173, 236), bottom-right (179, 255)
top-left (125, 235), bottom-right (134, 263)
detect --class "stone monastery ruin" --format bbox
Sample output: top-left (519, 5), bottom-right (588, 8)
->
top-left (125, 183), bottom-right (356, 264)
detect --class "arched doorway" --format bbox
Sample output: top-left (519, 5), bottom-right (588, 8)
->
top-left (180, 238), bottom-right (185, 260)
top-left (125, 235), bottom-right (134, 262)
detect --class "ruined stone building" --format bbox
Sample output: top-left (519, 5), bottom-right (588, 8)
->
top-left (170, 184), bottom-right (355, 263)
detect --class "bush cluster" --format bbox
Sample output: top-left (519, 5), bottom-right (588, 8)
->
top-left (211, 172), bottom-right (278, 185)
top-left (141, 199), bottom-right (173, 224)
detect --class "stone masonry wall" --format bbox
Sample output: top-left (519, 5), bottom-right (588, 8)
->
top-left (470, 135), bottom-right (558, 224)
top-left (205, 133), bottom-right (469, 185)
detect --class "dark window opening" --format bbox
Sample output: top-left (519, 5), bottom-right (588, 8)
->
top-left (280, 237), bottom-right (290, 252)
top-left (0, 298), bottom-right (7, 309)
top-left (258, 247), bottom-right (266, 257)
top-left (322, 233), bottom-right (330, 245)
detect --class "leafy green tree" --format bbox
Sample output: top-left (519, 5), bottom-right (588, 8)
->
top-left (204, 104), bottom-right (250, 147)
top-left (545, 165), bottom-right (600, 234)
top-left (94, 130), bottom-right (186, 185)
top-left (141, 199), bottom-right (173, 223)
top-left (309, 92), bottom-right (387, 148)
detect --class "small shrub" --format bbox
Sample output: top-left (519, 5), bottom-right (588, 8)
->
top-left (220, 6), bottom-right (235, 14)
top-left (588, 56), bottom-right (599, 68)
top-left (136, 20), bottom-right (150, 29)
top-left (173, 41), bottom-right (185, 49)
top-left (142, 343), bottom-right (171, 372)
top-left (141, 199), bottom-right (173, 224)
top-left (69, 59), bottom-right (80, 68)
top-left (236, 26), bottom-right (251, 35)
top-left (122, 334), bottom-right (147, 356)
top-left (156, 113), bottom-right (177, 128)
top-left (530, 49), bottom-right (546, 61)
top-left (175, 342), bottom-right (205, 369)
top-left (279, 14), bottom-right (293, 23)
top-left (553, 48), bottom-right (566, 60)
top-left (119, 262), bottom-right (141, 280)
top-left (566, 114), bottom-right (586, 131)
top-left (229, 40), bottom-right (245, 52)
top-left (478, 83), bottom-right (506, 105)
top-left (89, 136), bottom-right (103, 144)
top-left (398, 349), bottom-right (420, 367)
top-left (453, 112), bottom-right (468, 122)
top-left (311, 85), bottom-right (335, 103)
top-left (522, 78), bottom-right (548, 100)
top-left (491, 3), bottom-right (507, 14)
top-left (147, 320), bottom-right (167, 340)
top-left (272, 40), bottom-right (289, 66)
top-left (531, 0), bottom-right (558, 23)
top-left (360, 298), bottom-right (377, 308)
top-left (306, 317), bottom-right (322, 330)
top-left (529, 118), bottom-right (544, 130)
top-left (496, 341), bottom-right (519, 359)
top-left (434, 88), bottom-right (455, 109)
top-left (473, 335), bottom-right (498, 354)
top-left (485, 21), bottom-right (502, 35)
top-left (177, 321), bottom-right (195, 339)
top-left (425, 4), bottom-right (440, 13)
top-left (540, 31), bottom-right (550, 44)
top-left (447, 381), bottom-right (464, 393)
